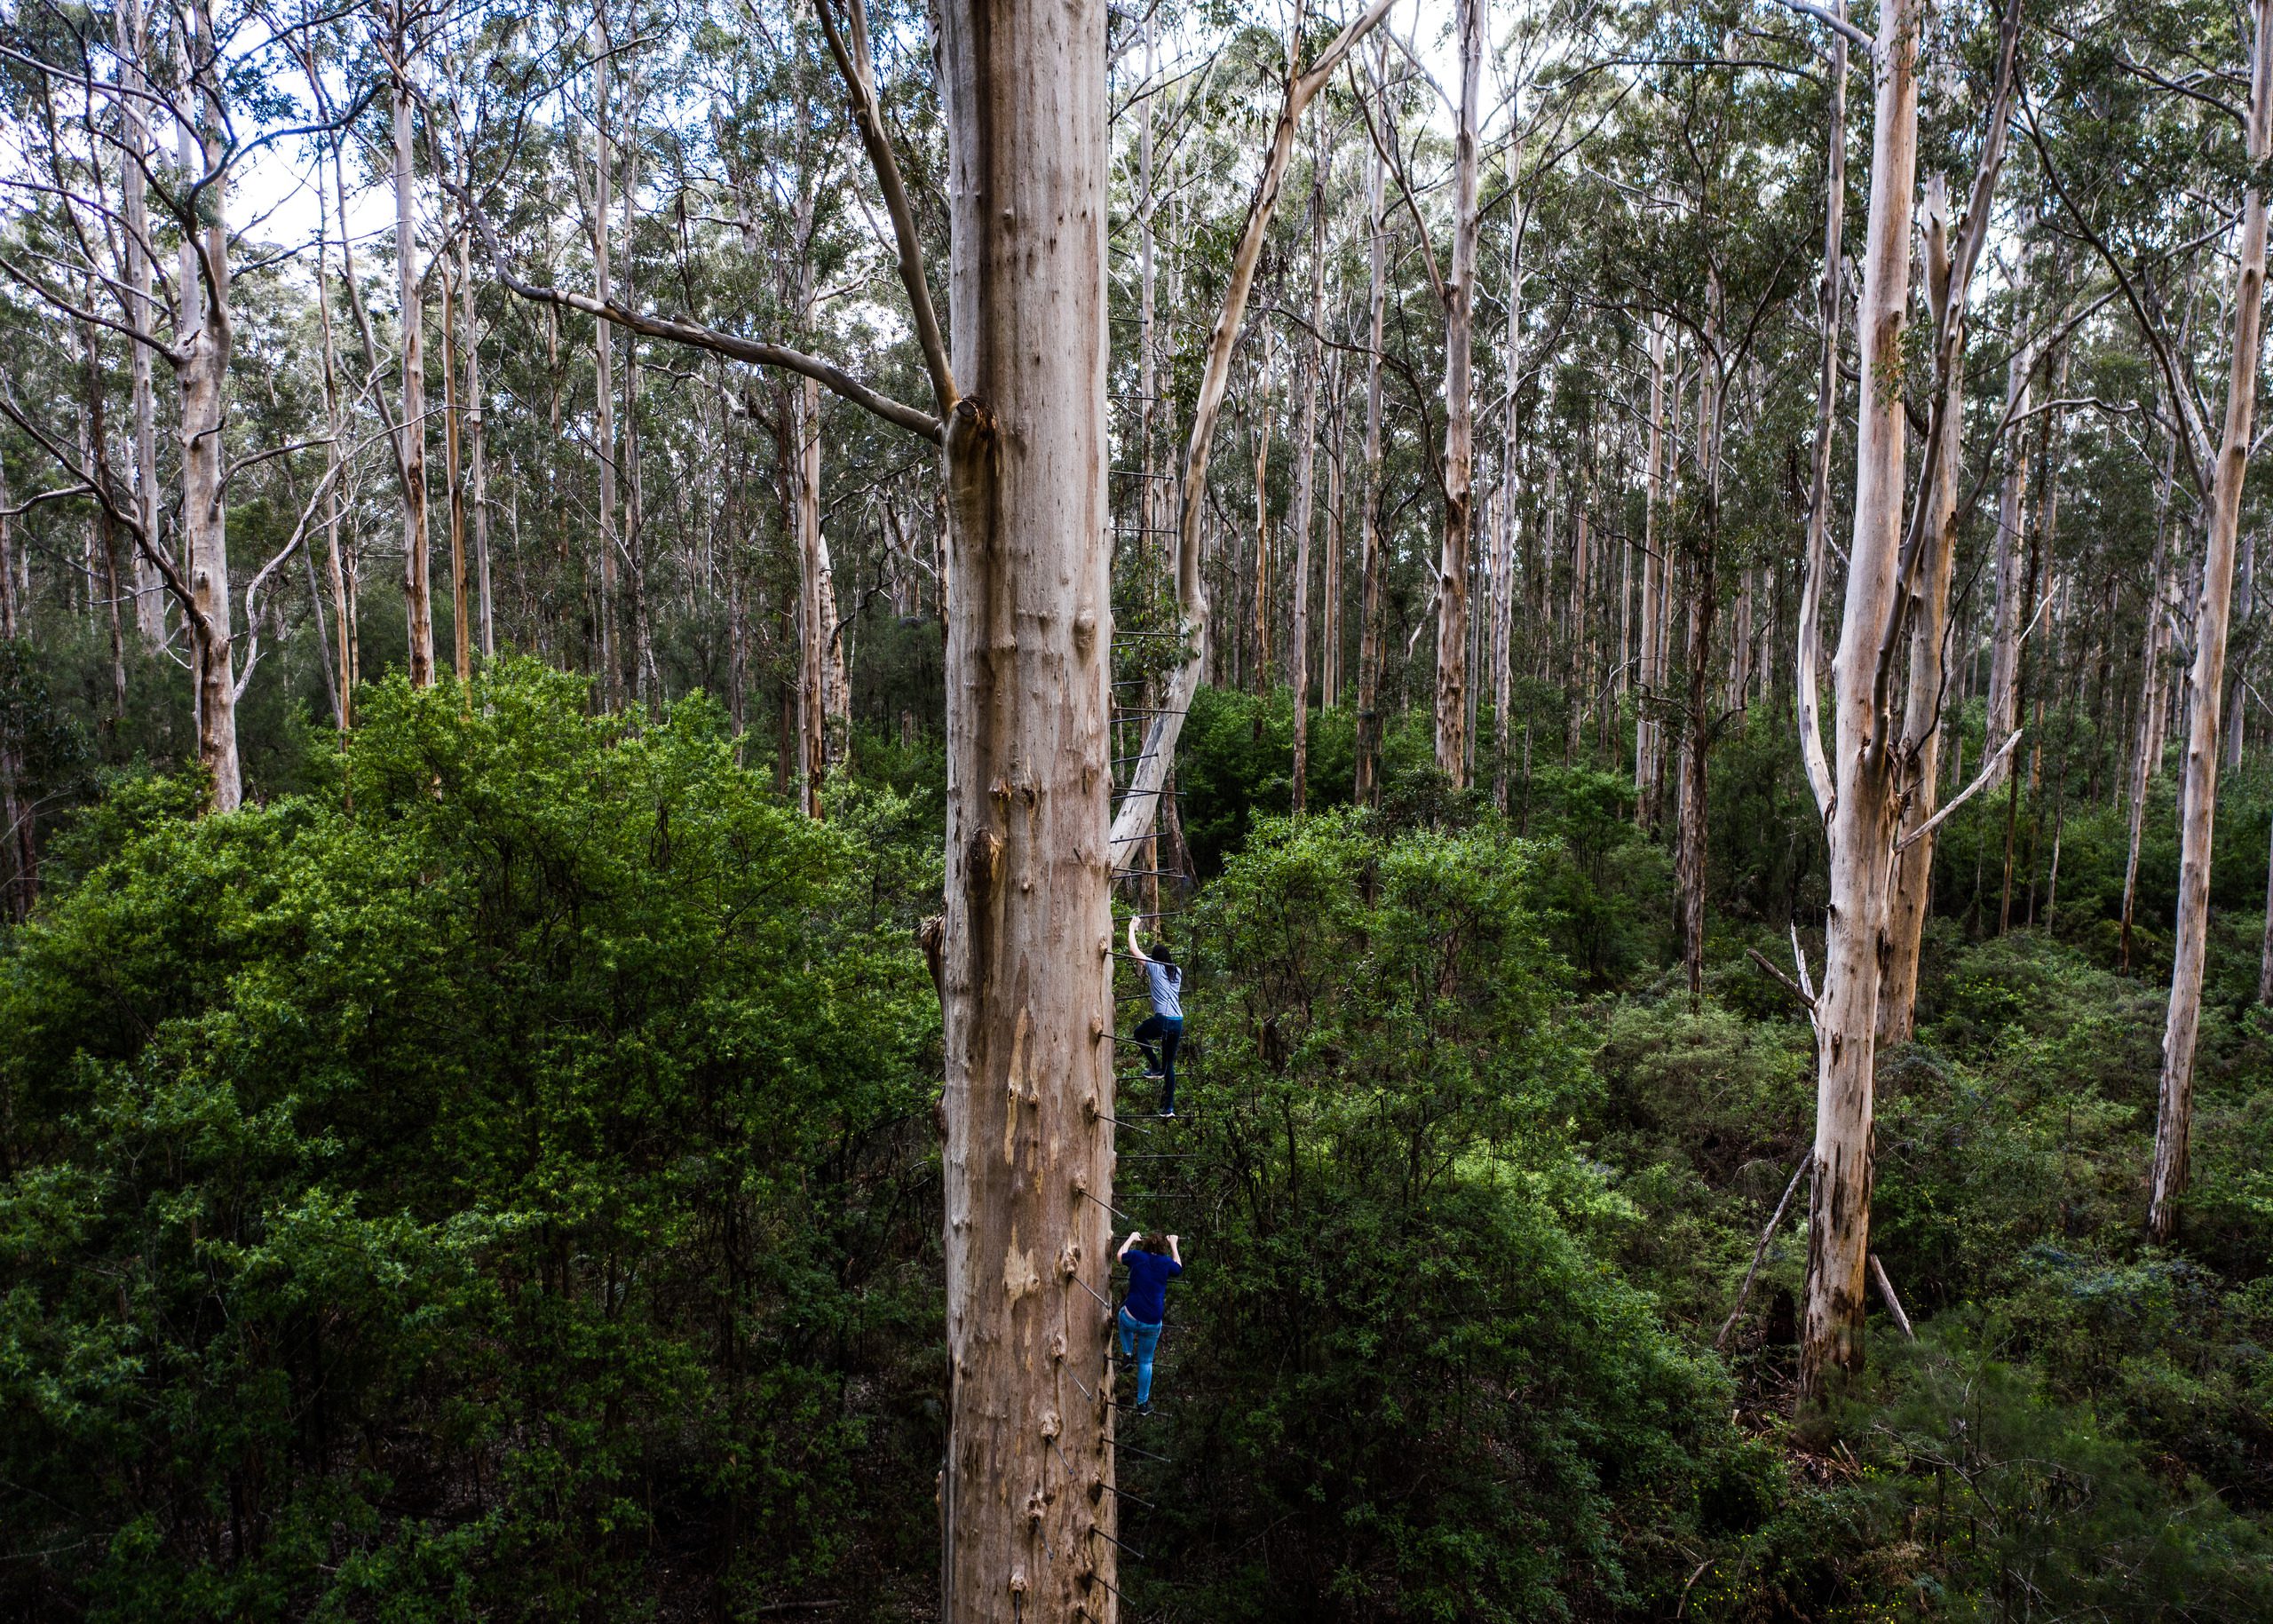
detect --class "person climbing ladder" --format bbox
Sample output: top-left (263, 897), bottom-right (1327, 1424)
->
top-left (1126, 915), bottom-right (1184, 1117)
top-left (1116, 1230), bottom-right (1183, 1414)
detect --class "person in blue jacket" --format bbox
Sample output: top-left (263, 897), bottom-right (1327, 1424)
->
top-left (1117, 1230), bottom-right (1183, 1414)
top-left (1126, 915), bottom-right (1184, 1117)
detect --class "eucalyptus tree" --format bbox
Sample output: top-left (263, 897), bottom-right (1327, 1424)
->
top-left (0, 0), bottom-right (369, 809)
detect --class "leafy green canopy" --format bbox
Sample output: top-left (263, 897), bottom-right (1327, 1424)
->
top-left (1128, 812), bottom-right (1734, 1620)
top-left (0, 662), bottom-right (940, 1620)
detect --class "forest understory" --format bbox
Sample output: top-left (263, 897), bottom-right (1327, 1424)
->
top-left (4, 0), bottom-right (2273, 1618)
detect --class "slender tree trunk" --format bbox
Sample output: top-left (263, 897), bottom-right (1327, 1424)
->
top-left (1881, 180), bottom-right (1968, 1045)
top-left (621, 93), bottom-right (654, 708)
top-left (119, 0), bottom-right (163, 647)
top-left (932, 0), bottom-right (1114, 1613)
top-left (2150, 0), bottom-right (2273, 1244)
top-left (2225, 534), bottom-right (2253, 767)
top-left (1801, 0), bottom-right (1918, 1401)
top-left (1499, 150), bottom-right (1525, 812)
top-left (1355, 67), bottom-right (1390, 806)
top-left (79, 321), bottom-right (129, 719)
top-left (1323, 366), bottom-right (1345, 709)
top-left (1289, 170), bottom-right (1325, 812)
top-left (316, 244), bottom-right (352, 728)
top-left (1676, 305), bottom-right (1722, 1001)
top-left (392, 39), bottom-right (434, 687)
top-left (591, 24), bottom-right (619, 704)
top-left (443, 244), bottom-right (471, 683)
top-left (462, 228), bottom-right (494, 661)
top-left (2121, 481), bottom-right (2176, 970)
top-left (1103, 0), bottom-right (1395, 850)
top-left (1434, 0), bottom-right (1484, 786)
top-left (1984, 303), bottom-right (2035, 774)
top-left (1637, 318), bottom-right (1667, 826)
top-left (179, 0), bottom-right (240, 809)
top-left (1253, 339), bottom-right (1274, 690)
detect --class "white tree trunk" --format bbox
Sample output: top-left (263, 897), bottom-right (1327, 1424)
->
top-left (178, 0), bottom-right (239, 809)
top-left (1434, 0), bottom-right (1484, 785)
top-left (442, 246), bottom-right (471, 682)
top-left (2150, 0), bottom-right (2273, 1243)
top-left (591, 24), bottom-right (619, 705)
top-left (118, 0), bottom-right (164, 647)
top-left (1636, 317), bottom-right (1667, 825)
top-left (1802, 0), bottom-right (1919, 1401)
top-left (1290, 170), bottom-right (1326, 811)
top-left (1983, 249), bottom-right (2035, 779)
top-left (462, 227), bottom-right (494, 661)
top-left (393, 44), bottom-right (434, 687)
top-left (1105, 0), bottom-right (1398, 851)
top-left (1356, 55), bottom-right (1390, 805)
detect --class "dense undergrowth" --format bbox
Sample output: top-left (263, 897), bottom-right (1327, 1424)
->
top-left (4, 667), bottom-right (2271, 1620)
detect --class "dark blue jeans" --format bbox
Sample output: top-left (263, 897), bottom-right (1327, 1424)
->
top-left (1133, 1014), bottom-right (1182, 1110)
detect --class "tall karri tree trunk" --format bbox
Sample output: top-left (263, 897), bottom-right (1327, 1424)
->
top-left (2149, 0), bottom-right (2273, 1244)
top-left (1801, 0), bottom-right (1919, 1400)
top-left (1433, 0), bottom-right (1484, 786)
top-left (932, 0), bottom-right (1116, 1613)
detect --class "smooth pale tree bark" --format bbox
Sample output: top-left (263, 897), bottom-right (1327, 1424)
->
top-left (1253, 336), bottom-right (1275, 687)
top-left (1801, 0), bottom-right (2022, 1393)
top-left (1801, 0), bottom-right (1919, 1401)
top-left (930, 2), bottom-right (1116, 1613)
top-left (1794, 3), bottom-right (1847, 822)
top-left (1105, 0), bottom-right (1398, 855)
top-left (1434, 0), bottom-right (1484, 784)
top-left (1322, 361), bottom-right (1345, 708)
top-left (442, 244), bottom-right (471, 683)
top-left (2150, 0), bottom-right (2273, 1244)
top-left (622, 95), bottom-right (654, 709)
top-left (178, 0), bottom-right (241, 808)
top-left (1635, 316), bottom-right (1667, 827)
top-left (1356, 51), bottom-right (1390, 806)
top-left (795, 373), bottom-right (850, 813)
top-left (1498, 140), bottom-right (1525, 812)
top-left (2119, 477), bottom-right (2177, 969)
top-left (591, 23), bottom-right (619, 704)
top-left (117, 0), bottom-right (163, 647)
top-left (1983, 237), bottom-right (2036, 777)
top-left (392, 35), bottom-right (434, 687)
top-left (461, 227), bottom-right (494, 661)
top-left (1290, 169), bottom-right (1326, 812)
top-left (316, 179), bottom-right (352, 729)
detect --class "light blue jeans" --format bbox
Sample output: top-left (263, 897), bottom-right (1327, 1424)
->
top-left (1119, 1306), bottom-right (1163, 1405)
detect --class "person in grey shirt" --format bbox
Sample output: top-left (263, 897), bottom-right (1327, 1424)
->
top-left (1126, 915), bottom-right (1184, 1116)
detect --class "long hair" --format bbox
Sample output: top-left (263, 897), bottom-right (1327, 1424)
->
top-left (1150, 941), bottom-right (1180, 986)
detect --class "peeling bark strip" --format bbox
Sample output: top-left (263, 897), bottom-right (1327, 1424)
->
top-left (935, 0), bottom-right (1115, 1613)
top-left (2151, 0), bottom-right (2273, 1243)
